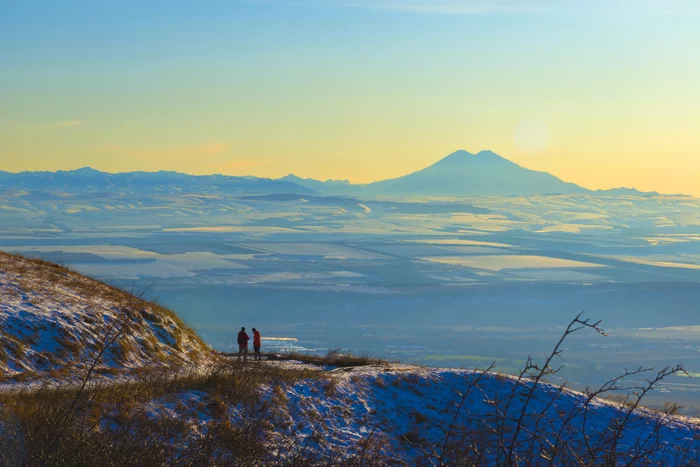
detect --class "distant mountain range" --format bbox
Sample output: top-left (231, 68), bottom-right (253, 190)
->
top-left (0, 150), bottom-right (659, 197)
top-left (0, 167), bottom-right (313, 196)
top-left (281, 150), bottom-right (659, 197)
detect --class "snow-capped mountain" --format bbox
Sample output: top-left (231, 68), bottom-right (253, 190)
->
top-left (282, 149), bottom-right (660, 197)
top-left (362, 150), bottom-right (586, 196)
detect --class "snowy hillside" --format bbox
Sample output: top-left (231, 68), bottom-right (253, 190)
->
top-left (0, 252), bottom-right (212, 380)
top-left (258, 363), bottom-right (700, 465)
top-left (1, 252), bottom-right (698, 465)
top-left (88, 359), bottom-right (698, 465)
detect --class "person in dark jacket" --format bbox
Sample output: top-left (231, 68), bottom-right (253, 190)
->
top-left (252, 327), bottom-right (262, 361)
top-left (237, 327), bottom-right (250, 362)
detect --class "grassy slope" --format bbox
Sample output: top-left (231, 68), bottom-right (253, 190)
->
top-left (0, 252), bottom-right (213, 381)
top-left (2, 355), bottom-right (698, 466)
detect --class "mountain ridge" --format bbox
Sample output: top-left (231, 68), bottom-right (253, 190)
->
top-left (1, 150), bottom-right (664, 197)
top-left (0, 167), bottom-right (314, 196)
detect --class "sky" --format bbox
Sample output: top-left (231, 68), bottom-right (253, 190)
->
top-left (1, 0), bottom-right (699, 195)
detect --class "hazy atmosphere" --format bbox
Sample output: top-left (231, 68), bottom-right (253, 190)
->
top-left (2, 1), bottom-right (700, 464)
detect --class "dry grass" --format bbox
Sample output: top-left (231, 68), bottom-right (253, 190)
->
top-left (0, 252), bottom-right (213, 380)
top-left (662, 401), bottom-right (683, 416)
top-left (0, 360), bottom-right (322, 466)
top-left (0, 251), bottom-right (207, 351)
top-left (0, 359), bottom-right (403, 466)
top-left (263, 348), bottom-right (389, 368)
top-left (2, 259), bottom-right (696, 466)
top-left (1, 347), bottom-right (695, 466)
top-left (603, 393), bottom-right (637, 408)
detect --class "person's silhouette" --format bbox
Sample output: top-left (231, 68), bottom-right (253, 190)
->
top-left (252, 327), bottom-right (262, 361)
top-left (237, 327), bottom-right (249, 362)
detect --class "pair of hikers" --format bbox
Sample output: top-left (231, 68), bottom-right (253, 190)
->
top-left (237, 327), bottom-right (261, 361)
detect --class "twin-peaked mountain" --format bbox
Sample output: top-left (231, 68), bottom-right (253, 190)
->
top-left (282, 150), bottom-right (655, 197)
top-left (369, 149), bottom-right (584, 196)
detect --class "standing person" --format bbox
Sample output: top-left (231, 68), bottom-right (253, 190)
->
top-left (252, 327), bottom-right (262, 361)
top-left (237, 327), bottom-right (249, 362)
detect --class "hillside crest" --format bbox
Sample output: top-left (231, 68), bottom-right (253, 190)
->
top-left (0, 252), bottom-right (212, 381)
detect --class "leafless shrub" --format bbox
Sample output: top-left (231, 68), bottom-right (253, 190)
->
top-left (413, 313), bottom-right (696, 467)
top-left (662, 401), bottom-right (682, 416)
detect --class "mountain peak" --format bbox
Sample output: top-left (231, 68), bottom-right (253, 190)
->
top-left (441, 149), bottom-right (473, 160)
top-left (448, 149), bottom-right (473, 156)
top-left (281, 174), bottom-right (351, 188)
top-left (431, 150), bottom-right (473, 166)
top-left (65, 167), bottom-right (104, 176)
top-left (442, 149), bottom-right (500, 158)
top-left (474, 149), bottom-right (513, 165)
top-left (430, 149), bottom-right (511, 170)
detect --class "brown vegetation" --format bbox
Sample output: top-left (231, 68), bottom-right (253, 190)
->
top-left (262, 347), bottom-right (391, 368)
top-left (1, 256), bottom-right (696, 466)
top-left (0, 251), bottom-right (206, 350)
top-left (0, 252), bottom-right (212, 381)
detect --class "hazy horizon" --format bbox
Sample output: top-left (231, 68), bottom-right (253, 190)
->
top-left (0, 148), bottom-right (686, 196)
top-left (3, 1), bottom-right (700, 195)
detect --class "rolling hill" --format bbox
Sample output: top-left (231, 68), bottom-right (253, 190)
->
top-left (0, 252), bottom-right (212, 380)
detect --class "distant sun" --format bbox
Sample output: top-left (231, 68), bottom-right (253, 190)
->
top-left (514, 119), bottom-right (551, 154)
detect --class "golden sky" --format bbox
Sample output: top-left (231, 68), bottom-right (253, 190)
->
top-left (2, 1), bottom-right (699, 195)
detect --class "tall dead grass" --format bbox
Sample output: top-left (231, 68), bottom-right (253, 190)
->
top-left (0, 251), bottom-right (206, 349)
top-left (260, 347), bottom-right (390, 368)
